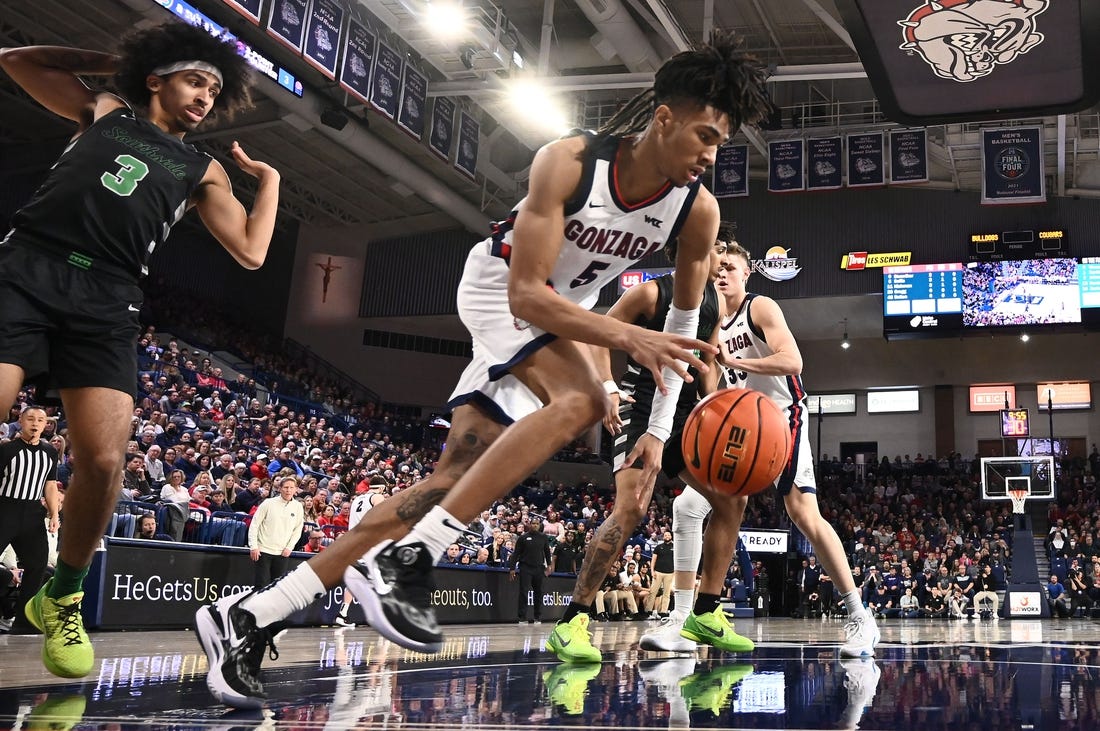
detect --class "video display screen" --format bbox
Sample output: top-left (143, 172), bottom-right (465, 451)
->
top-left (963, 258), bottom-right (1080, 327)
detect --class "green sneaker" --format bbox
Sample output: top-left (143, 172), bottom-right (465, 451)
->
top-left (543, 663), bottom-right (602, 715)
top-left (680, 608), bottom-right (755, 653)
top-left (545, 613), bottom-right (602, 663)
top-left (679, 663), bottom-right (754, 715)
top-left (25, 579), bottom-right (94, 678)
top-left (27, 694), bottom-right (87, 731)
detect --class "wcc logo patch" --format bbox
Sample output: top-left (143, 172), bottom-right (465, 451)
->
top-left (898, 0), bottom-right (1049, 83)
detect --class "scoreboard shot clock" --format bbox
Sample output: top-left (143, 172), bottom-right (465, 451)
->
top-left (1001, 409), bottom-right (1031, 438)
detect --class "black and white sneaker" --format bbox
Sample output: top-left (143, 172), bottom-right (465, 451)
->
top-left (194, 590), bottom-right (279, 709)
top-left (345, 540), bottom-right (444, 653)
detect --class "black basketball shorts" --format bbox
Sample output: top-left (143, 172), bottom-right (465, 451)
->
top-left (605, 397), bottom-right (694, 479)
top-left (0, 244), bottom-right (142, 396)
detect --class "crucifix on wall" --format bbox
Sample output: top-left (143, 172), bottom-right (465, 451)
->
top-left (315, 256), bottom-right (343, 304)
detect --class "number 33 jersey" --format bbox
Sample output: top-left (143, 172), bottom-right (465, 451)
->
top-left (5, 107), bottom-right (211, 282)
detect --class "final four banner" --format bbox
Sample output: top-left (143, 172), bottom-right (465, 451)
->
top-left (370, 42), bottom-right (403, 120)
top-left (889, 129), bottom-right (928, 184)
top-left (847, 131), bottom-right (884, 188)
top-left (712, 144), bottom-right (748, 198)
top-left (302, 0), bottom-right (344, 80)
top-left (981, 127), bottom-right (1045, 205)
top-left (767, 139), bottom-right (804, 192)
top-left (398, 65), bottom-right (428, 140)
top-left (807, 137), bottom-right (842, 190)
top-left (455, 111), bottom-right (479, 180)
top-left (429, 96), bottom-right (456, 161)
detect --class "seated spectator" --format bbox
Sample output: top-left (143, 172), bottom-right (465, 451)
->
top-left (474, 547), bottom-right (490, 566)
top-left (1048, 574), bottom-right (1071, 618)
top-left (136, 513), bottom-right (173, 541)
top-left (441, 544), bottom-right (464, 565)
top-left (207, 489), bottom-right (230, 513)
top-left (160, 470), bottom-right (191, 503)
top-left (233, 478), bottom-right (265, 513)
top-left (899, 587), bottom-right (920, 618)
top-left (302, 530), bottom-right (326, 554)
top-left (122, 453), bottom-right (153, 500)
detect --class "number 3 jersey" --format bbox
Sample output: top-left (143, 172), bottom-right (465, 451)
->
top-left (448, 133), bottom-right (702, 424)
top-left (3, 107), bottom-right (211, 282)
top-left (719, 293), bottom-right (807, 415)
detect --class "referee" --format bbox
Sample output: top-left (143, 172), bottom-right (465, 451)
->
top-left (0, 406), bottom-right (59, 632)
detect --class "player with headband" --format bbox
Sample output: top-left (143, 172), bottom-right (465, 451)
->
top-left (0, 21), bottom-right (280, 679)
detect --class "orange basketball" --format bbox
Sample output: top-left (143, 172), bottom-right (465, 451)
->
top-left (681, 388), bottom-right (792, 496)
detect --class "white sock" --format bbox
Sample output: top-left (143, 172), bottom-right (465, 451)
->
top-left (241, 563), bottom-right (326, 628)
top-left (396, 505), bottom-right (465, 561)
top-left (673, 588), bottom-right (694, 617)
top-left (842, 590), bottom-right (866, 618)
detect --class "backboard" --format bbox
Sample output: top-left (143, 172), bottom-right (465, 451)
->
top-left (980, 456), bottom-right (1055, 502)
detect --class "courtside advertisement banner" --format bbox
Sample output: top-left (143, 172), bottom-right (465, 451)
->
top-left (807, 137), bottom-right (843, 190)
top-left (982, 127), bottom-right (1045, 205)
top-left (455, 111), bottom-right (480, 180)
top-left (222, 0), bottom-right (264, 24)
top-left (847, 131), bottom-right (885, 187)
top-left (302, 0), bottom-right (343, 79)
top-left (889, 129), bottom-right (928, 184)
top-left (713, 144), bottom-right (749, 198)
top-left (767, 139), bottom-right (804, 192)
top-left (339, 20), bottom-right (375, 106)
top-left (740, 530), bottom-right (789, 554)
top-left (1008, 591), bottom-right (1042, 616)
top-left (398, 65), bottom-right (428, 140)
top-left (266, 0), bottom-right (309, 53)
top-left (429, 97), bottom-right (456, 161)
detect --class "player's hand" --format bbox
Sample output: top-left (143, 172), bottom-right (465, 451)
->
top-left (627, 330), bottom-right (715, 395)
top-left (48, 515), bottom-right (59, 534)
top-left (621, 433), bottom-right (665, 500)
top-left (602, 391), bottom-right (633, 434)
top-left (229, 141), bottom-right (279, 181)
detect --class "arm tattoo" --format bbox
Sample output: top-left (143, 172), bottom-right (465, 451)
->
top-left (574, 518), bottom-right (625, 599)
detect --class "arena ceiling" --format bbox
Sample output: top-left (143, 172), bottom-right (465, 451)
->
top-left (2, 0), bottom-right (1098, 342)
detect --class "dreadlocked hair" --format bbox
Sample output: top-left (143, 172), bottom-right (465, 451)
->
top-left (113, 22), bottom-right (253, 119)
top-left (598, 30), bottom-right (772, 137)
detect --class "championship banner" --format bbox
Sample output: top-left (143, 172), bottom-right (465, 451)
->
top-left (847, 131), bottom-right (885, 187)
top-left (712, 144), bottom-right (749, 198)
top-left (302, 0), bottom-right (343, 80)
top-left (370, 42), bottom-right (403, 120)
top-left (981, 127), bottom-right (1045, 205)
top-left (455, 110), bottom-right (480, 180)
top-left (429, 96), bottom-right (456, 161)
top-left (266, 0), bottom-right (309, 53)
top-left (767, 139), bottom-right (804, 192)
top-left (339, 20), bottom-right (375, 106)
top-left (889, 128), bottom-right (928, 184)
top-left (807, 137), bottom-right (842, 190)
top-left (222, 0), bottom-right (264, 24)
top-left (398, 65), bottom-right (428, 140)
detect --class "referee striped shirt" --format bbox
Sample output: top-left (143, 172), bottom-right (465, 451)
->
top-left (0, 438), bottom-right (58, 501)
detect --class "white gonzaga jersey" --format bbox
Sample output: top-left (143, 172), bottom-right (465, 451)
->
top-left (348, 492), bottom-right (380, 531)
top-left (719, 294), bottom-right (808, 414)
top-left (489, 133), bottom-right (701, 310)
top-left (718, 293), bottom-right (816, 492)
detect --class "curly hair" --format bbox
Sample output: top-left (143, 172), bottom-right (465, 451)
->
top-left (599, 30), bottom-right (773, 137)
top-left (113, 22), bottom-right (253, 118)
top-left (664, 220), bottom-right (742, 264)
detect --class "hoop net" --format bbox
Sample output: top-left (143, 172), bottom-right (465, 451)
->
top-left (1008, 489), bottom-right (1028, 515)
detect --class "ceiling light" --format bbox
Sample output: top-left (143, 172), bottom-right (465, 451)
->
top-left (424, 0), bottom-right (468, 42)
top-left (840, 318), bottom-right (850, 350)
top-left (510, 80), bottom-right (573, 137)
top-left (1020, 332), bottom-right (1030, 342)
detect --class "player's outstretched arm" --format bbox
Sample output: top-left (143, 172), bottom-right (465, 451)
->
top-left (726, 296), bottom-right (803, 376)
top-left (0, 45), bottom-right (119, 128)
top-left (193, 142), bottom-right (281, 270)
top-left (587, 280), bottom-right (658, 433)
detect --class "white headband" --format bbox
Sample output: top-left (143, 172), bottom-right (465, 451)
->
top-left (150, 60), bottom-right (223, 86)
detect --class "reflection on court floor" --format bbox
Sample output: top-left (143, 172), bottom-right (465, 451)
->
top-left (1, 618), bottom-right (1099, 730)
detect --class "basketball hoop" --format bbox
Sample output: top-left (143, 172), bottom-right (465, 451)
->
top-left (1008, 488), bottom-right (1028, 515)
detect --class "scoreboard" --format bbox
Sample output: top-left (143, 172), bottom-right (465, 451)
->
top-left (882, 263), bottom-right (964, 337)
top-left (969, 229), bottom-right (1067, 261)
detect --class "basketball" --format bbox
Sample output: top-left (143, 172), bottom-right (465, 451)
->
top-left (681, 388), bottom-right (792, 496)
